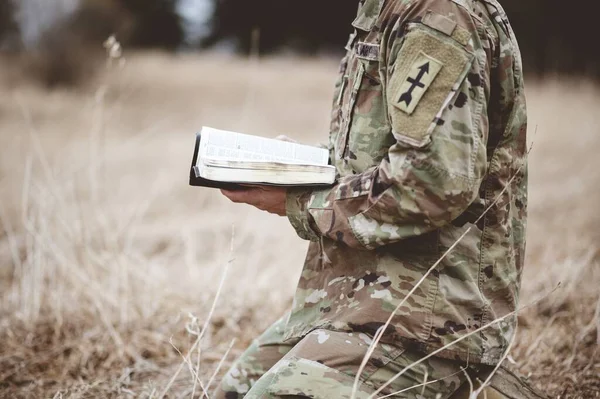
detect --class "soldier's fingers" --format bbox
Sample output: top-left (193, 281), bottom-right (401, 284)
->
top-left (221, 188), bottom-right (259, 204)
top-left (220, 189), bottom-right (245, 203)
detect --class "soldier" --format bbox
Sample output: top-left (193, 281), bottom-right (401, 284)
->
top-left (217, 0), bottom-right (543, 397)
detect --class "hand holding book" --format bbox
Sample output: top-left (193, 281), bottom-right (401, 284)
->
top-left (220, 185), bottom-right (287, 216)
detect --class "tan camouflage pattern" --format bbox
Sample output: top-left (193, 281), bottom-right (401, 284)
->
top-left (216, 314), bottom-right (300, 398)
top-left (286, 0), bottom-right (528, 366)
top-left (215, 314), bottom-right (473, 398)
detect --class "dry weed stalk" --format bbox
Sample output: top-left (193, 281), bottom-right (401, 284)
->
top-left (160, 226), bottom-right (235, 399)
top-left (1, 41), bottom-right (251, 398)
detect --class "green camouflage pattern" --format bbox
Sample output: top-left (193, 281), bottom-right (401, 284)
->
top-left (215, 316), bottom-right (546, 398)
top-left (286, 0), bottom-right (528, 365)
top-left (217, 314), bottom-right (300, 397)
top-left (215, 314), bottom-right (472, 398)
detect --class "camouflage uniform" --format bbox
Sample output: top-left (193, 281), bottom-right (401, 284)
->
top-left (218, 0), bottom-right (534, 397)
top-left (216, 313), bottom-right (543, 398)
top-left (218, 313), bottom-right (475, 398)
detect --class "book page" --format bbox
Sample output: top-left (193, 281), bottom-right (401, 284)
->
top-left (199, 127), bottom-right (329, 166)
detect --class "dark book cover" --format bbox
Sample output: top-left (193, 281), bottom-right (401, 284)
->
top-left (188, 133), bottom-right (243, 190)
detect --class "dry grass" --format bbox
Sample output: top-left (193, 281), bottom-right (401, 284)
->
top-left (0, 53), bottom-right (598, 398)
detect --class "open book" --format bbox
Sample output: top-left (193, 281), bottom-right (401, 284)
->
top-left (189, 127), bottom-right (336, 189)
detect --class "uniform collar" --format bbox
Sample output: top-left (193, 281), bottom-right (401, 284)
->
top-left (352, 0), bottom-right (385, 31)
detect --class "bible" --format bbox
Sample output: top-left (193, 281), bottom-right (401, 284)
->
top-left (189, 127), bottom-right (336, 190)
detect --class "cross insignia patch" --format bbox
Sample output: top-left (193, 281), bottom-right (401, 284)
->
top-left (394, 52), bottom-right (443, 115)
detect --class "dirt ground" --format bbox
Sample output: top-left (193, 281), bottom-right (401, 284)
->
top-left (0, 52), bottom-right (598, 398)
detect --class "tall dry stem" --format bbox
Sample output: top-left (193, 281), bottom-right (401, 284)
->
top-left (159, 226), bottom-right (235, 399)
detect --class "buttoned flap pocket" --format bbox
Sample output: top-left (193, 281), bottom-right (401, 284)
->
top-left (266, 357), bottom-right (374, 399)
top-left (387, 23), bottom-right (475, 148)
top-left (334, 54), bottom-right (365, 160)
top-left (329, 33), bottom-right (355, 139)
top-left (341, 44), bottom-right (397, 171)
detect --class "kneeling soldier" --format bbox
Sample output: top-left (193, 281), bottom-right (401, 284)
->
top-left (218, 0), bottom-right (544, 398)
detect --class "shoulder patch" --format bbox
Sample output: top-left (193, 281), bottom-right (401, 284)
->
top-left (393, 52), bottom-right (443, 115)
top-left (387, 26), bottom-right (474, 147)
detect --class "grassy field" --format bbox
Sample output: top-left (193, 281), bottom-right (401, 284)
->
top-left (0, 52), bottom-right (598, 398)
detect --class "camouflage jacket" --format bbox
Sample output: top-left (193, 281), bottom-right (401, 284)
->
top-left (285, 0), bottom-right (527, 365)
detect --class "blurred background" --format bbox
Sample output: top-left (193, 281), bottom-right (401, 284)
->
top-left (1, 1), bottom-right (599, 398)
top-left (1, 0), bottom-right (599, 85)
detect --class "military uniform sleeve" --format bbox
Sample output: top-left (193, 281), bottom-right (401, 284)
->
top-left (287, 8), bottom-right (490, 249)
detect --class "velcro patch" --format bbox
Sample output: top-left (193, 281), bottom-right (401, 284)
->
top-left (387, 26), bottom-right (473, 147)
top-left (422, 10), bottom-right (457, 36)
top-left (393, 52), bottom-right (443, 115)
top-left (355, 42), bottom-right (380, 61)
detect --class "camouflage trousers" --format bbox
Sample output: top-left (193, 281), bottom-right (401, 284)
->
top-left (213, 313), bottom-right (525, 399)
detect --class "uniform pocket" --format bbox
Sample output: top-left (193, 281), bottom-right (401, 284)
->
top-left (345, 61), bottom-right (395, 171)
top-left (334, 35), bottom-right (394, 173)
top-left (329, 55), bottom-right (350, 138)
top-left (335, 57), bottom-right (365, 161)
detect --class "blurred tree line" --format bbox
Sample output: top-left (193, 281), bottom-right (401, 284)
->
top-left (0, 0), bottom-right (18, 49)
top-left (1, 0), bottom-right (598, 82)
top-left (502, 0), bottom-right (598, 77)
top-left (203, 0), bottom-right (356, 54)
top-left (205, 0), bottom-right (600, 78)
